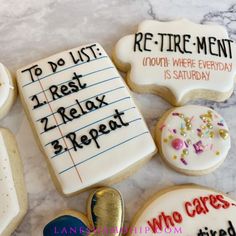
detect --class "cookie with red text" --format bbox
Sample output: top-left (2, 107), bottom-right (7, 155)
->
top-left (155, 105), bottom-right (230, 175)
top-left (0, 63), bottom-right (17, 119)
top-left (43, 187), bottom-right (124, 236)
top-left (128, 185), bottom-right (236, 236)
top-left (0, 128), bottom-right (28, 236)
top-left (113, 19), bottom-right (236, 106)
top-left (16, 43), bottom-right (156, 196)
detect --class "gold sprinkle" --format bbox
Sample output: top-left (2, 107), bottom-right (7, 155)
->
top-left (185, 118), bottom-right (191, 123)
top-left (179, 114), bottom-right (184, 119)
top-left (173, 155), bottom-right (177, 160)
top-left (186, 123), bottom-right (192, 130)
top-left (206, 123), bottom-right (213, 129)
top-left (186, 139), bottom-right (192, 144)
top-left (209, 131), bottom-right (215, 138)
top-left (164, 138), bottom-right (168, 143)
top-left (168, 135), bottom-right (173, 140)
top-left (216, 151), bottom-right (220, 156)
top-left (182, 149), bottom-right (189, 156)
top-left (198, 132), bottom-right (203, 138)
top-left (219, 129), bottom-right (229, 140)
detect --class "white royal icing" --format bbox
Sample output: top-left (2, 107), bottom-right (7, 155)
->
top-left (0, 132), bottom-right (20, 235)
top-left (17, 43), bottom-right (156, 195)
top-left (159, 105), bottom-right (230, 173)
top-left (129, 186), bottom-right (236, 236)
top-left (0, 63), bottom-right (12, 108)
top-left (114, 19), bottom-right (236, 104)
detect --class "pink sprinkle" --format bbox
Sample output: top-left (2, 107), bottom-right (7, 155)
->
top-left (172, 113), bottom-right (179, 116)
top-left (172, 138), bottom-right (184, 150)
top-left (210, 144), bottom-right (213, 150)
top-left (190, 116), bottom-right (194, 122)
top-left (193, 140), bottom-right (204, 154)
top-left (173, 129), bottom-right (177, 134)
top-left (159, 124), bottom-right (166, 131)
top-left (168, 128), bottom-right (174, 134)
top-left (184, 141), bottom-right (188, 148)
top-left (181, 158), bottom-right (188, 165)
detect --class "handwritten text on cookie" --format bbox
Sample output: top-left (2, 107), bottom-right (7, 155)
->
top-left (147, 194), bottom-right (236, 235)
top-left (20, 44), bottom-right (130, 156)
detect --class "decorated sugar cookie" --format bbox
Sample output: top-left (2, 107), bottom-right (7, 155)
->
top-left (128, 185), bottom-right (236, 236)
top-left (113, 19), bottom-right (236, 106)
top-left (16, 43), bottom-right (157, 196)
top-left (156, 105), bottom-right (230, 175)
top-left (43, 187), bottom-right (124, 236)
top-left (0, 128), bottom-right (27, 236)
top-left (0, 63), bottom-right (17, 119)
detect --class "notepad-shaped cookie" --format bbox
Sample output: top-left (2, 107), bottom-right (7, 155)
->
top-left (128, 185), bottom-right (236, 236)
top-left (0, 128), bottom-right (27, 236)
top-left (113, 19), bottom-right (236, 106)
top-left (17, 43), bottom-right (156, 196)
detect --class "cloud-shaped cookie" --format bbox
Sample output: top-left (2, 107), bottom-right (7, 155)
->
top-left (113, 19), bottom-right (236, 106)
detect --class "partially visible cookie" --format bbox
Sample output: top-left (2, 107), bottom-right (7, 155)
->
top-left (113, 19), bottom-right (236, 106)
top-left (43, 187), bottom-right (124, 236)
top-left (128, 184), bottom-right (236, 236)
top-left (156, 105), bottom-right (230, 175)
top-left (0, 128), bottom-right (28, 236)
top-left (0, 63), bottom-right (17, 120)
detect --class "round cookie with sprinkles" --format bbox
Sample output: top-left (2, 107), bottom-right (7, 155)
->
top-left (156, 105), bottom-right (230, 175)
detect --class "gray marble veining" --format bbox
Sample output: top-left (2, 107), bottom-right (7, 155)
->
top-left (0, 0), bottom-right (235, 235)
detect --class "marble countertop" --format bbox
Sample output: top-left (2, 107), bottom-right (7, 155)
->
top-left (0, 0), bottom-right (236, 235)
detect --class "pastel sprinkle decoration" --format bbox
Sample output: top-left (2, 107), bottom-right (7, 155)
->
top-left (171, 138), bottom-right (184, 150)
top-left (180, 158), bottom-right (188, 165)
top-left (160, 106), bottom-right (230, 172)
top-left (193, 140), bottom-right (204, 154)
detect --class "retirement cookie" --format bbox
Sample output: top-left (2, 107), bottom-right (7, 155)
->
top-left (0, 128), bottom-right (27, 236)
top-left (43, 187), bottom-right (124, 236)
top-left (128, 185), bottom-right (236, 236)
top-left (155, 105), bottom-right (230, 175)
top-left (113, 19), bottom-right (236, 106)
top-left (16, 43), bottom-right (157, 196)
top-left (0, 63), bottom-right (17, 119)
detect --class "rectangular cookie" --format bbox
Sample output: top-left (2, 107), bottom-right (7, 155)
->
top-left (0, 128), bottom-right (27, 236)
top-left (17, 43), bottom-right (156, 196)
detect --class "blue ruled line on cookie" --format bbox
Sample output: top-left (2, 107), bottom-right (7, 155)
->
top-left (44, 106), bottom-right (136, 146)
top-left (29, 66), bottom-right (114, 99)
top-left (51, 117), bottom-right (142, 159)
top-left (59, 131), bottom-right (149, 174)
top-left (22, 55), bottom-right (108, 88)
top-left (37, 85), bottom-right (126, 123)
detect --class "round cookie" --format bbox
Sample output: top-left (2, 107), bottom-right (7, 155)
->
top-left (127, 184), bottom-right (236, 236)
top-left (0, 63), bottom-right (17, 120)
top-left (156, 105), bottom-right (230, 175)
